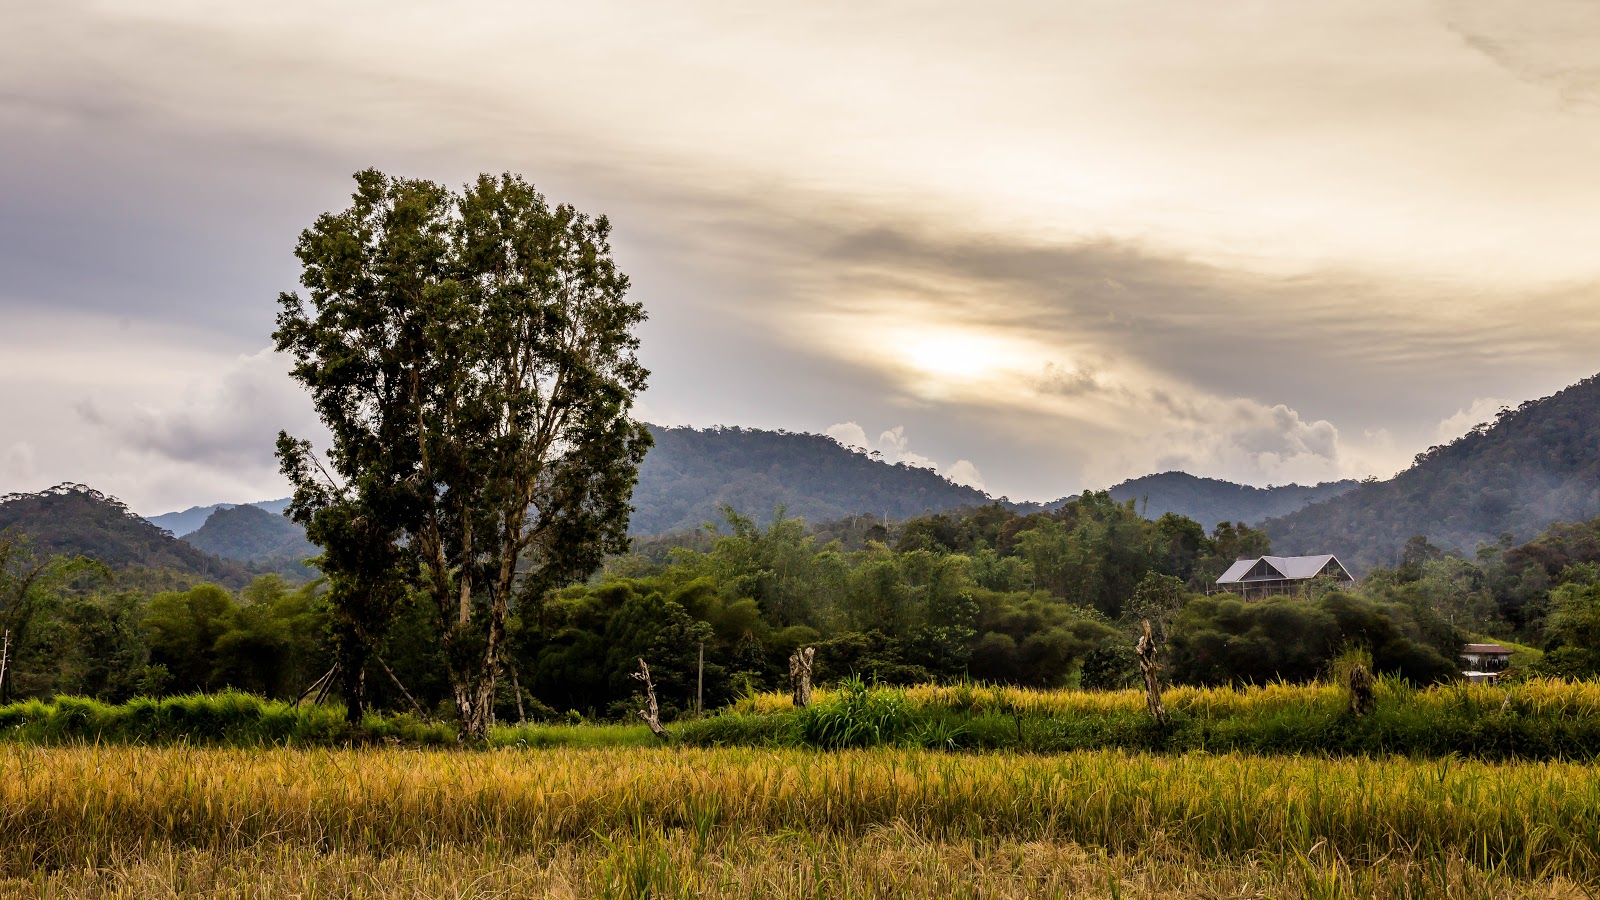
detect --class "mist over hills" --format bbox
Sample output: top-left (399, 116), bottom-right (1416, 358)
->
top-left (1266, 373), bottom-right (1600, 570)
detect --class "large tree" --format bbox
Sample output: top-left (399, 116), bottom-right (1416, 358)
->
top-left (275, 169), bottom-right (650, 736)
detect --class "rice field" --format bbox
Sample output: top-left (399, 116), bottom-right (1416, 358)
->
top-left (3, 744), bottom-right (1597, 898)
top-left (691, 675), bottom-right (1600, 759)
top-left (733, 676), bottom-right (1600, 721)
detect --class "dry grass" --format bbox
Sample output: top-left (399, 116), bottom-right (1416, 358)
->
top-left (2, 744), bottom-right (1597, 897)
top-left (7, 834), bottom-right (1588, 899)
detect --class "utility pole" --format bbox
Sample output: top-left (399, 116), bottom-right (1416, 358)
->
top-left (696, 641), bottom-right (704, 717)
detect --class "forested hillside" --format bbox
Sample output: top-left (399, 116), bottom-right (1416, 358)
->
top-left (628, 425), bottom-right (996, 535)
top-left (183, 504), bottom-right (318, 572)
top-left (1266, 373), bottom-right (1600, 570)
top-left (0, 484), bottom-right (254, 588)
top-left (132, 428), bottom-right (1352, 545)
top-left (1094, 472), bottom-right (1358, 528)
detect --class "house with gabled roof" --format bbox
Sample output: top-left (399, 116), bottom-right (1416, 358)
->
top-left (1460, 643), bottom-right (1512, 682)
top-left (1214, 554), bottom-right (1354, 598)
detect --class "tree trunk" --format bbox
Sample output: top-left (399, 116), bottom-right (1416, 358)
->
top-left (633, 658), bottom-right (669, 739)
top-left (510, 662), bottom-right (527, 726)
top-left (789, 647), bottom-right (815, 709)
top-left (336, 633), bottom-right (367, 724)
top-left (455, 672), bottom-right (498, 741)
top-left (1135, 620), bottom-right (1167, 726)
top-left (0, 629), bottom-right (10, 704)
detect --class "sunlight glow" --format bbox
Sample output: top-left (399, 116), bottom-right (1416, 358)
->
top-left (895, 330), bottom-right (1024, 383)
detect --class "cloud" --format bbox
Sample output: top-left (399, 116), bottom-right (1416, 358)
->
top-left (1435, 397), bottom-right (1510, 444)
top-left (77, 348), bottom-right (322, 472)
top-left (1441, 1), bottom-right (1600, 111)
top-left (825, 422), bottom-right (987, 488)
top-left (0, 442), bottom-right (37, 489)
top-left (826, 422), bottom-right (936, 469)
top-left (1082, 395), bottom-right (1352, 489)
top-left (4, 0), bottom-right (1600, 510)
top-left (943, 459), bottom-right (986, 491)
top-left (1034, 362), bottom-right (1104, 398)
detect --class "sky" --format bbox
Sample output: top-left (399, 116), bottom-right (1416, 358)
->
top-left (3, 0), bottom-right (1600, 514)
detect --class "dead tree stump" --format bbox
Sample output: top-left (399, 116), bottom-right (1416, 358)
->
top-left (789, 647), bottom-right (815, 709)
top-left (1136, 619), bottom-right (1168, 726)
top-left (631, 658), bottom-right (669, 739)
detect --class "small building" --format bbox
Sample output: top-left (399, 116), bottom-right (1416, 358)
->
top-left (1215, 554), bottom-right (1354, 598)
top-left (1460, 643), bottom-right (1512, 682)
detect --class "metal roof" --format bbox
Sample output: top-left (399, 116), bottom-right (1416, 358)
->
top-left (1216, 554), bottom-right (1348, 584)
top-left (1462, 643), bottom-right (1511, 655)
top-left (1217, 559), bottom-right (1256, 583)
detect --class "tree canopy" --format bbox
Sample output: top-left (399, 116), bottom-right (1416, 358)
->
top-left (274, 169), bottom-right (650, 735)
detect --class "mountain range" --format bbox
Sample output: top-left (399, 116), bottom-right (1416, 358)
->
top-left (1085, 472), bottom-right (1357, 529)
top-left (10, 369), bottom-right (1600, 581)
top-left (147, 498), bottom-right (291, 537)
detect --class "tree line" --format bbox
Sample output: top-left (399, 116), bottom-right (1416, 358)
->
top-left (25, 485), bottom-right (1598, 720)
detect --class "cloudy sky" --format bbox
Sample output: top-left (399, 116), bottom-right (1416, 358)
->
top-left (4, 1), bottom-right (1600, 514)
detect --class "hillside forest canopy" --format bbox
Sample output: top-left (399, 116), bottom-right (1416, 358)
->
top-left (6, 486), bottom-right (1599, 720)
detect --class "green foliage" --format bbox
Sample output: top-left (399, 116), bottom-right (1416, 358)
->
top-left (682, 678), bottom-right (1600, 761)
top-left (0, 485), bottom-right (253, 588)
top-left (1266, 374), bottom-right (1600, 569)
top-left (794, 676), bottom-right (914, 748)
top-left (274, 169), bottom-right (651, 735)
top-left (183, 505), bottom-right (317, 575)
top-left (1538, 580), bottom-right (1600, 678)
top-left (629, 426), bottom-right (994, 537)
top-left (143, 577), bottom-right (329, 697)
top-left (1167, 592), bottom-right (1459, 686)
top-left (16, 480), bottom-right (1600, 728)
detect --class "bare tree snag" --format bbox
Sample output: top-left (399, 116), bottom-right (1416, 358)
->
top-left (632, 658), bottom-right (669, 739)
top-left (377, 656), bottom-right (428, 719)
top-left (297, 664), bottom-right (339, 708)
top-left (1136, 620), bottom-right (1168, 726)
top-left (0, 629), bottom-right (9, 701)
top-left (509, 662), bottom-right (527, 726)
top-left (1346, 661), bottom-right (1376, 716)
top-left (789, 647), bottom-right (815, 709)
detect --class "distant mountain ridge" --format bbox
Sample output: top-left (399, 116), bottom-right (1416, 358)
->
top-left (148, 498), bottom-right (291, 537)
top-left (0, 483), bottom-right (255, 587)
top-left (129, 427), bottom-right (1355, 555)
top-left (33, 368), bottom-right (1600, 578)
top-left (629, 425), bottom-right (997, 535)
top-left (1094, 472), bottom-right (1359, 529)
top-left (1266, 372), bottom-right (1600, 571)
